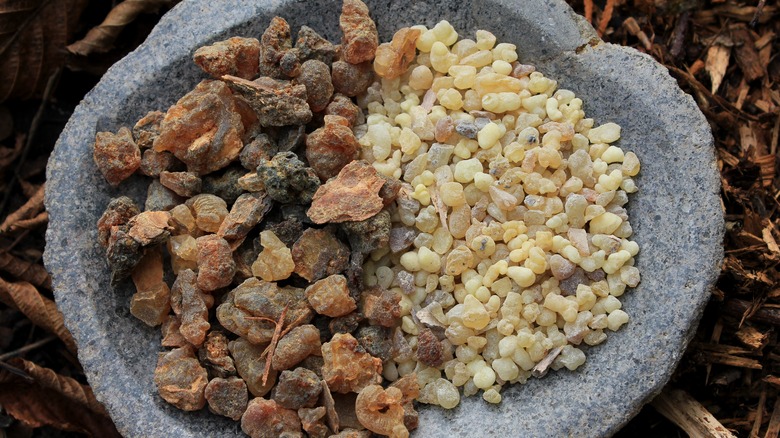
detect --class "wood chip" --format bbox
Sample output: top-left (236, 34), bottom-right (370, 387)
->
top-left (651, 388), bottom-right (736, 438)
top-left (531, 346), bottom-right (563, 378)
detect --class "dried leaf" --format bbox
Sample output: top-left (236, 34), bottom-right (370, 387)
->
top-left (66, 0), bottom-right (180, 56)
top-left (0, 251), bottom-right (51, 289)
top-left (0, 0), bottom-right (87, 102)
top-left (0, 276), bottom-right (77, 354)
top-left (705, 44), bottom-right (731, 94)
top-left (0, 183), bottom-right (44, 233)
top-left (0, 358), bottom-right (119, 437)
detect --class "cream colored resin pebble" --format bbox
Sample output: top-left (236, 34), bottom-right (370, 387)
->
top-left (360, 21), bottom-right (641, 409)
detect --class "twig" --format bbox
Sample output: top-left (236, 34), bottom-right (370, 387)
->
top-left (261, 305), bottom-right (288, 386)
top-left (0, 335), bottom-right (57, 362)
top-left (531, 346), bottom-right (563, 378)
top-left (597, 0), bottom-right (616, 37)
top-left (750, 386), bottom-right (767, 438)
top-left (0, 185), bottom-right (44, 233)
top-left (750, 0), bottom-right (767, 28)
top-left (765, 397), bottom-right (780, 438)
top-left (651, 388), bottom-right (736, 438)
top-left (670, 11), bottom-right (691, 58)
top-left (584, 0), bottom-right (594, 24)
top-left (6, 211), bottom-right (48, 232)
top-left (0, 360), bottom-right (33, 382)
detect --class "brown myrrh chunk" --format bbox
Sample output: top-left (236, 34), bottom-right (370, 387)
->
top-left (265, 218), bottom-right (304, 248)
top-left (306, 115), bottom-right (361, 181)
top-left (223, 75), bottom-right (312, 127)
top-left (374, 27), bottom-right (421, 79)
top-left (194, 37), bottom-right (261, 80)
top-left (195, 235), bottom-right (236, 291)
top-left (153, 80), bottom-right (245, 175)
top-left (292, 228), bottom-right (350, 282)
top-left (355, 326), bottom-right (393, 362)
top-left (127, 211), bottom-right (172, 246)
top-left (331, 430), bottom-right (371, 438)
top-left (199, 331), bottom-right (236, 378)
top-left (272, 325), bottom-right (322, 371)
top-left (273, 368), bottom-right (322, 410)
top-left (218, 192), bottom-right (273, 249)
top-left (140, 149), bottom-right (178, 177)
top-left (93, 127), bottom-right (141, 187)
top-left (307, 161), bottom-right (385, 224)
top-left (172, 269), bottom-right (211, 347)
top-left (239, 133), bottom-right (273, 170)
top-left (218, 278), bottom-right (313, 344)
top-left (133, 110), bottom-right (165, 149)
top-left (201, 164), bottom-right (245, 204)
top-left (241, 398), bottom-right (302, 438)
top-left (416, 327), bottom-right (444, 367)
top-left (153, 345), bottom-right (208, 411)
top-left (298, 406), bottom-right (329, 438)
top-left (331, 61), bottom-right (374, 97)
top-left (205, 376), bottom-right (248, 421)
top-left (297, 60), bottom-right (333, 112)
top-left (340, 210), bottom-right (391, 255)
top-left (252, 230), bottom-right (295, 282)
top-left (228, 337), bottom-right (276, 397)
top-left (321, 333), bottom-right (382, 394)
top-left (97, 196), bottom-right (139, 248)
top-left (258, 16), bottom-right (295, 78)
top-left (187, 193), bottom-right (228, 233)
top-left (331, 392), bottom-right (362, 430)
top-left (362, 287), bottom-right (401, 328)
top-left (161, 315), bottom-right (188, 347)
top-left (295, 26), bottom-right (337, 65)
top-left (257, 151), bottom-right (320, 204)
top-left (339, 0), bottom-right (378, 64)
top-left (106, 225), bottom-right (143, 283)
top-left (129, 249), bottom-right (170, 327)
top-left (159, 171), bottom-right (202, 197)
top-left (325, 94), bottom-right (361, 127)
top-left (305, 275), bottom-right (356, 318)
top-left (329, 312), bottom-right (363, 335)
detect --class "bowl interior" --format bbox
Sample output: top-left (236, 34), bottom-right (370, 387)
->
top-left (44, 0), bottom-right (722, 436)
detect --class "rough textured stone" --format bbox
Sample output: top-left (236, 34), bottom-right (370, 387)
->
top-left (45, 1), bottom-right (722, 437)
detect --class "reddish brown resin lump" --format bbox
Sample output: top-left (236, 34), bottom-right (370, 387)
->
top-left (217, 192), bottom-right (272, 247)
top-left (140, 149), bottom-right (178, 177)
top-left (196, 234), bottom-right (236, 291)
top-left (132, 110), bottom-right (165, 148)
top-left (373, 27), bottom-right (421, 79)
top-left (321, 333), bottom-right (382, 394)
top-left (362, 287), bottom-right (401, 327)
top-left (339, 0), bottom-right (378, 64)
top-left (153, 80), bottom-right (245, 175)
top-left (355, 385), bottom-right (408, 438)
top-left (97, 196), bottom-right (139, 248)
top-left (129, 249), bottom-right (170, 327)
top-left (291, 227), bottom-right (350, 282)
top-left (205, 377), bottom-right (249, 421)
top-left (271, 325), bottom-right (322, 371)
top-left (173, 269), bottom-right (211, 347)
top-left (187, 193), bottom-right (229, 233)
top-left (307, 160), bottom-right (386, 224)
top-left (223, 75), bottom-right (312, 127)
top-left (93, 126), bottom-right (141, 187)
top-left (199, 331), bottom-right (236, 377)
top-left (305, 275), bottom-right (356, 317)
top-left (229, 337), bottom-right (277, 397)
top-left (241, 398), bottom-right (302, 438)
top-left (297, 60), bottom-right (334, 112)
top-left (127, 210), bottom-right (172, 246)
top-left (159, 171), bottom-right (202, 197)
top-left (295, 26), bottom-right (337, 65)
top-left (298, 407), bottom-right (329, 438)
top-left (194, 37), bottom-right (261, 80)
top-left (331, 61), bottom-right (374, 97)
top-left (272, 368), bottom-right (323, 410)
top-left (325, 94), bottom-right (362, 126)
top-left (306, 115), bottom-right (361, 181)
top-left (153, 345), bottom-right (209, 411)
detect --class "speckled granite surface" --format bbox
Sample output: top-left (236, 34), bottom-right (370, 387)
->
top-left (44, 0), bottom-right (723, 436)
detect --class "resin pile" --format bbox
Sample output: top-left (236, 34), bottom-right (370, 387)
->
top-left (93, 0), bottom-right (640, 436)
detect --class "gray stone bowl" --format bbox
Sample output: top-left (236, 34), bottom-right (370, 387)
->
top-left (44, 0), bottom-right (723, 436)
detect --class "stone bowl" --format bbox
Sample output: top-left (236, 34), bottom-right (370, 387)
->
top-left (44, 0), bottom-right (723, 436)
